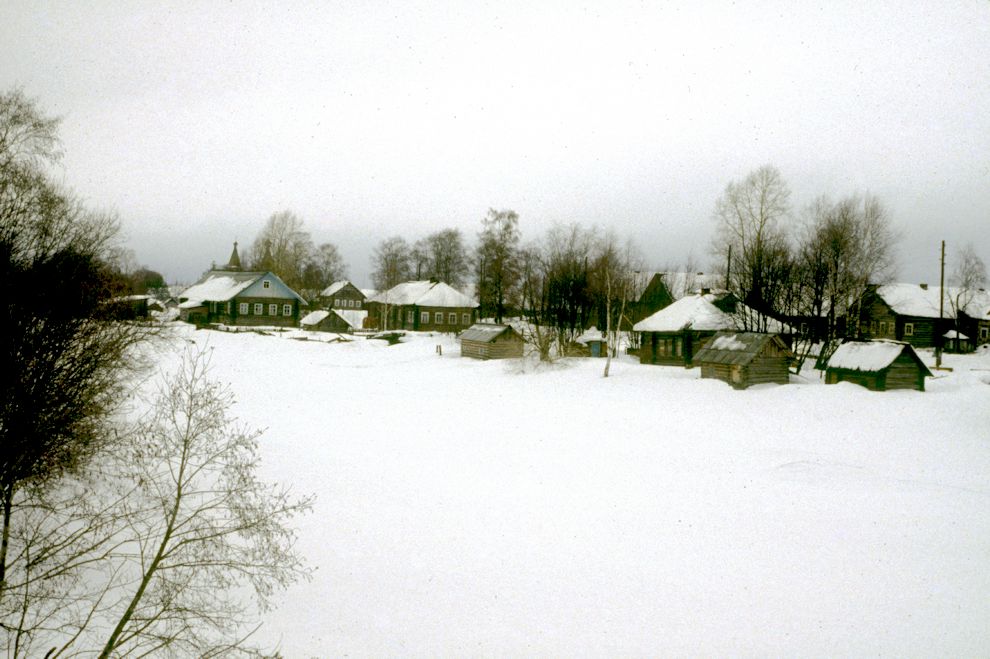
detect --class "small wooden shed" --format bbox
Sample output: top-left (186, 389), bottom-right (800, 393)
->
top-left (577, 326), bottom-right (608, 358)
top-left (460, 323), bottom-right (524, 360)
top-left (825, 340), bottom-right (932, 392)
top-left (694, 332), bottom-right (793, 389)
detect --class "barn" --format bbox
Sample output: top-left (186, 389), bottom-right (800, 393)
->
top-left (459, 324), bottom-right (524, 360)
top-left (694, 332), bottom-right (793, 390)
top-left (825, 340), bottom-right (932, 392)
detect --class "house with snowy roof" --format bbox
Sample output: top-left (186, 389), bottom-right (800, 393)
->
top-left (626, 272), bottom-right (725, 328)
top-left (632, 291), bottom-right (791, 367)
top-left (459, 323), bottom-right (524, 359)
top-left (824, 340), bottom-right (931, 392)
top-left (860, 283), bottom-right (990, 351)
top-left (177, 243), bottom-right (307, 327)
top-left (300, 308), bottom-right (368, 333)
top-left (365, 280), bottom-right (478, 332)
top-left (694, 332), bottom-right (793, 389)
top-left (318, 281), bottom-right (366, 311)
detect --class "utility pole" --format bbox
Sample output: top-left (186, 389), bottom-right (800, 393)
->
top-left (936, 240), bottom-right (945, 368)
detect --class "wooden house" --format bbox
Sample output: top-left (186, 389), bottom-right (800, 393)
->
top-left (824, 340), bottom-right (932, 392)
top-left (318, 281), bottom-right (366, 310)
top-left (178, 245), bottom-right (307, 327)
top-left (300, 308), bottom-right (368, 333)
top-left (460, 323), bottom-right (524, 359)
top-left (632, 292), bottom-right (790, 368)
top-left (366, 280), bottom-right (478, 332)
top-left (694, 332), bottom-right (793, 389)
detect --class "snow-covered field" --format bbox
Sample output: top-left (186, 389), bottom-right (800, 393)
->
top-left (149, 325), bottom-right (990, 657)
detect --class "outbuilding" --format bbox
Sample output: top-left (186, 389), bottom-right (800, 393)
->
top-left (459, 323), bottom-right (524, 360)
top-left (694, 332), bottom-right (793, 389)
top-left (824, 340), bottom-right (932, 392)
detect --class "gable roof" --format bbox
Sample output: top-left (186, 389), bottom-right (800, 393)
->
top-left (368, 280), bottom-right (478, 308)
top-left (875, 284), bottom-right (990, 319)
top-left (178, 270), bottom-right (306, 307)
top-left (300, 309), bottom-right (331, 326)
top-left (694, 332), bottom-right (792, 366)
top-left (632, 293), bottom-right (790, 333)
top-left (320, 280), bottom-right (363, 297)
top-left (629, 271), bottom-right (724, 301)
top-left (827, 340), bottom-right (932, 375)
top-left (459, 323), bottom-right (517, 343)
top-left (333, 309), bottom-right (368, 329)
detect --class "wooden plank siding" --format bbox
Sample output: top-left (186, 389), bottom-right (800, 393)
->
top-left (461, 336), bottom-right (523, 360)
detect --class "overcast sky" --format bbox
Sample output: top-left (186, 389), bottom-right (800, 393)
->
top-left (2, 1), bottom-right (988, 288)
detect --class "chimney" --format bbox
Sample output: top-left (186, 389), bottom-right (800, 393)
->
top-left (919, 283), bottom-right (928, 290)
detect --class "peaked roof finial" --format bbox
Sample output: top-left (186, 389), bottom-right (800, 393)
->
top-left (226, 241), bottom-right (242, 271)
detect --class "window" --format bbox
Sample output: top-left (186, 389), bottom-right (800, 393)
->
top-left (283, 304), bottom-right (292, 316)
top-left (462, 313), bottom-right (470, 325)
top-left (239, 302), bottom-right (248, 314)
top-left (407, 310), bottom-right (415, 324)
top-left (334, 298), bottom-right (341, 307)
top-left (673, 338), bottom-right (681, 357)
top-left (904, 323), bottom-right (914, 337)
top-left (869, 321), bottom-right (876, 335)
top-left (435, 312), bottom-right (443, 324)
top-left (254, 303), bottom-right (263, 315)
top-left (263, 280), bottom-right (271, 289)
top-left (980, 326), bottom-right (989, 341)
top-left (448, 313), bottom-right (457, 325)
top-left (269, 304), bottom-right (277, 316)
top-left (421, 311), bottom-right (430, 324)
top-left (879, 322), bottom-right (887, 336)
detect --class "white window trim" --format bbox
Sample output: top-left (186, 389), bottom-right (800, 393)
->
top-left (268, 303), bottom-right (278, 316)
top-left (420, 311), bottom-right (429, 324)
top-left (239, 302), bottom-right (249, 314)
top-left (434, 312), bottom-right (443, 324)
top-left (904, 323), bottom-right (914, 337)
top-left (253, 303), bottom-right (263, 315)
top-left (282, 304), bottom-right (292, 316)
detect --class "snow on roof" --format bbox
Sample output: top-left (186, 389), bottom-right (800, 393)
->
top-left (576, 326), bottom-right (606, 344)
top-left (320, 281), bottom-right (351, 297)
top-left (179, 271), bottom-right (261, 305)
top-left (944, 330), bottom-right (969, 340)
top-left (368, 281), bottom-right (477, 307)
top-left (333, 309), bottom-right (368, 329)
top-left (300, 310), bottom-right (331, 326)
top-left (633, 293), bottom-right (791, 334)
top-left (633, 294), bottom-right (728, 332)
top-left (460, 323), bottom-right (514, 343)
top-left (877, 284), bottom-right (990, 319)
top-left (360, 288), bottom-right (377, 298)
top-left (827, 340), bottom-right (927, 373)
top-left (694, 332), bottom-right (789, 366)
top-left (711, 334), bottom-right (748, 351)
top-left (629, 271), bottom-right (724, 300)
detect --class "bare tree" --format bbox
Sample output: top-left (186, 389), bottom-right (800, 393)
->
top-left (96, 350), bottom-right (312, 657)
top-left (300, 241), bottom-right (348, 295)
top-left (0, 350), bottom-right (312, 657)
top-left (0, 89), bottom-right (151, 603)
top-left (592, 232), bottom-right (638, 377)
top-left (948, 243), bottom-right (988, 342)
top-left (371, 235), bottom-right (412, 291)
top-left (475, 209), bottom-right (521, 322)
top-left (712, 165), bottom-right (793, 319)
top-left (247, 210), bottom-right (315, 290)
top-left (422, 228), bottom-right (471, 289)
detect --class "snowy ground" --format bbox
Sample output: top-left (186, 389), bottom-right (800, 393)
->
top-left (147, 325), bottom-right (990, 657)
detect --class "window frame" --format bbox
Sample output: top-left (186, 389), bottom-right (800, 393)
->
top-left (282, 304), bottom-right (292, 316)
top-left (253, 303), bottom-right (263, 315)
top-left (434, 312), bottom-right (443, 325)
top-left (904, 322), bottom-right (914, 337)
top-left (421, 311), bottom-right (430, 324)
top-left (268, 303), bottom-right (278, 316)
top-left (239, 302), bottom-right (249, 314)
